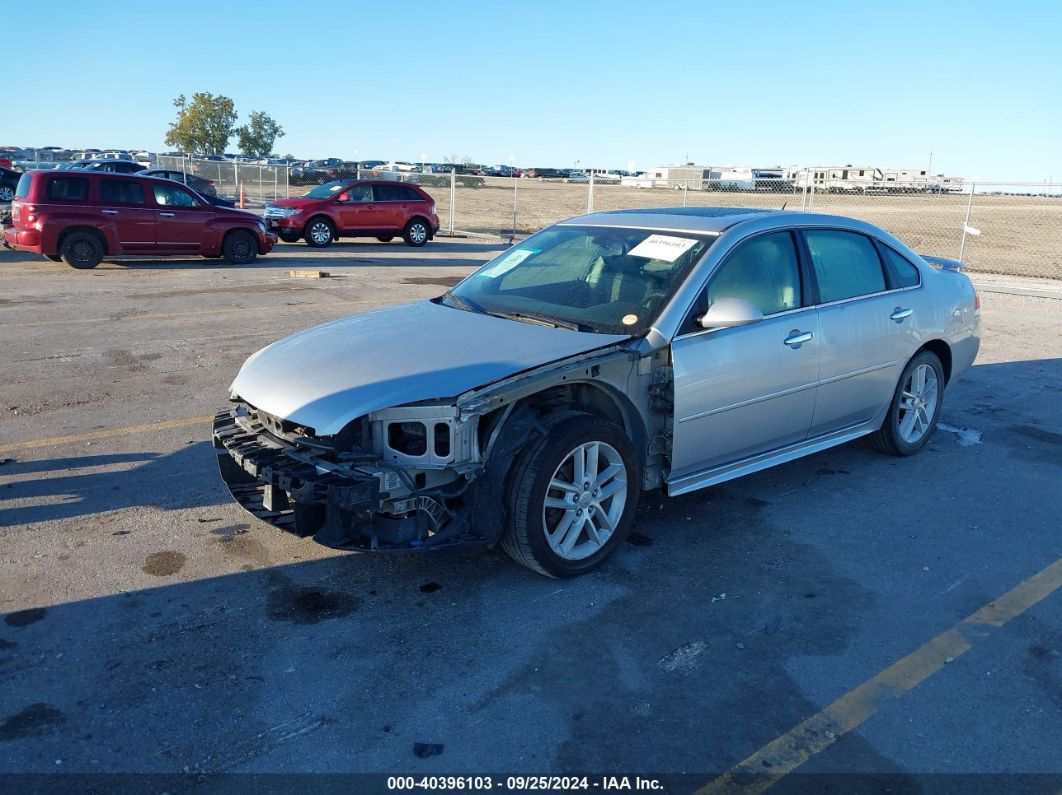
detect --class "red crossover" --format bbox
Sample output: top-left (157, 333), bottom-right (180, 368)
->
top-left (264, 179), bottom-right (440, 248)
top-left (2, 170), bottom-right (276, 269)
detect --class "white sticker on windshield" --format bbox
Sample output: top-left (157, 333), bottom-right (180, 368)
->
top-left (627, 234), bottom-right (698, 262)
top-left (478, 248), bottom-right (537, 277)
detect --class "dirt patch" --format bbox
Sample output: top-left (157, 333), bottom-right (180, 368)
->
top-left (402, 276), bottom-right (465, 288)
top-left (126, 283), bottom-right (317, 300)
top-left (142, 551), bottom-right (186, 577)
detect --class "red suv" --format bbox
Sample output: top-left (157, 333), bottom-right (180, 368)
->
top-left (2, 170), bottom-right (276, 269)
top-left (264, 179), bottom-right (440, 248)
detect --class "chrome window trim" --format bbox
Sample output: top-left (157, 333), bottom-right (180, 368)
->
top-left (813, 282), bottom-right (922, 310)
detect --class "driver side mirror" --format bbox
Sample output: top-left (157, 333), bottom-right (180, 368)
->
top-left (699, 297), bottom-right (764, 329)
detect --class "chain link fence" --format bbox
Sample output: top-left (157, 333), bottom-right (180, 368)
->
top-left (154, 157), bottom-right (1062, 280)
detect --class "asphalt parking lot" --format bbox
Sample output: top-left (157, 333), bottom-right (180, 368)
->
top-left (0, 239), bottom-right (1060, 789)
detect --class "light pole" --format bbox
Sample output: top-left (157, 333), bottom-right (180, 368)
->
top-left (509, 154), bottom-right (517, 245)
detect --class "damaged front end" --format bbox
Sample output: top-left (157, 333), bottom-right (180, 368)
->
top-left (213, 401), bottom-right (491, 553)
top-left (214, 337), bottom-right (657, 555)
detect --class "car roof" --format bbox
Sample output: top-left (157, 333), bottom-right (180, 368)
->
top-left (559, 207), bottom-right (780, 234)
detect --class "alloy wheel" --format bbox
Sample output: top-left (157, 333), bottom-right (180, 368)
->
top-left (409, 223), bottom-right (427, 245)
top-left (542, 441), bottom-right (627, 561)
top-left (310, 222), bottom-right (331, 245)
top-left (898, 363), bottom-right (939, 444)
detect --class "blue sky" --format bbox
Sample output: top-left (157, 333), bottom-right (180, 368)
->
top-left (8, 0), bottom-right (1060, 181)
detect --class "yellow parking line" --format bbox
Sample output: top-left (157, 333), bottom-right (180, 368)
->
top-left (0, 415), bottom-right (213, 454)
top-left (697, 557), bottom-right (1062, 795)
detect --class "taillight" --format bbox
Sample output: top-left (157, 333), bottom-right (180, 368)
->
top-left (25, 204), bottom-right (37, 223)
top-left (974, 291), bottom-right (981, 311)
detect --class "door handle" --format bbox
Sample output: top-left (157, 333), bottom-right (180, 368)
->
top-left (784, 330), bottom-right (814, 348)
top-left (890, 307), bottom-right (913, 322)
top-left (159, 212), bottom-right (175, 217)
top-left (101, 209), bottom-right (118, 215)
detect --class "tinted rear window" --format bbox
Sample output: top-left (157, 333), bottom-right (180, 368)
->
top-left (373, 184), bottom-right (422, 201)
top-left (101, 179), bottom-right (146, 205)
top-left (804, 230), bottom-right (887, 303)
top-left (879, 245), bottom-right (921, 289)
top-left (46, 177), bottom-right (89, 201)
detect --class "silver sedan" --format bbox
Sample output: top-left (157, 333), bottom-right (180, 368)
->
top-left (214, 208), bottom-right (981, 577)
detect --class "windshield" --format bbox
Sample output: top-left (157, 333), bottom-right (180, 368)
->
top-left (446, 225), bottom-right (713, 334)
top-left (302, 180), bottom-right (351, 199)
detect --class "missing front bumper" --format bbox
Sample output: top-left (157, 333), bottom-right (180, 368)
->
top-left (213, 409), bottom-right (383, 548)
top-left (212, 409), bottom-right (483, 553)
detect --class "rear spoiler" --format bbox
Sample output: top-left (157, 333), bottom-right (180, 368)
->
top-left (920, 255), bottom-right (965, 272)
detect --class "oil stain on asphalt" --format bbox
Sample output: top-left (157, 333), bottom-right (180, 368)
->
top-left (141, 551), bottom-right (186, 577)
top-left (266, 578), bottom-right (359, 625)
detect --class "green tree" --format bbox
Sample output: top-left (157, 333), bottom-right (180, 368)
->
top-left (236, 111), bottom-right (286, 159)
top-left (165, 93), bottom-right (237, 155)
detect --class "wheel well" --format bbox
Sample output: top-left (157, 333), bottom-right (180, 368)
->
top-left (481, 382), bottom-right (648, 468)
top-left (917, 339), bottom-right (952, 384)
top-left (58, 226), bottom-right (107, 255)
top-left (405, 215), bottom-right (432, 235)
top-left (306, 215), bottom-right (335, 234)
top-left (223, 227), bottom-right (254, 244)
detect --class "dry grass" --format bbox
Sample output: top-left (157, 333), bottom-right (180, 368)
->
top-left (421, 180), bottom-right (1062, 279)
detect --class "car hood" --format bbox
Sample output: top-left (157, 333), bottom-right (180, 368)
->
top-left (231, 301), bottom-right (629, 436)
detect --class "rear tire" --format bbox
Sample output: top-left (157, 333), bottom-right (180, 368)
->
top-left (222, 230), bottom-right (257, 265)
top-left (870, 350), bottom-right (944, 456)
top-left (403, 218), bottom-right (430, 248)
top-left (60, 233), bottom-right (103, 269)
top-left (305, 217), bottom-right (334, 248)
top-left (278, 229), bottom-right (301, 243)
top-left (501, 414), bottom-right (640, 578)
top-left (0, 186), bottom-right (14, 201)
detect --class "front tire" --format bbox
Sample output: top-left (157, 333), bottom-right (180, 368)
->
top-left (376, 235), bottom-right (394, 243)
top-left (305, 217), bottom-right (335, 248)
top-left (60, 233), bottom-right (103, 269)
top-left (0, 186), bottom-right (14, 202)
top-left (403, 218), bottom-right (430, 248)
top-left (501, 414), bottom-right (640, 577)
top-left (278, 229), bottom-right (301, 243)
top-left (870, 350), bottom-right (944, 456)
top-left (222, 230), bottom-right (257, 265)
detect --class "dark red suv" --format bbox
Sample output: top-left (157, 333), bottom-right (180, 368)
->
top-left (264, 179), bottom-right (440, 248)
top-left (2, 170), bottom-right (276, 269)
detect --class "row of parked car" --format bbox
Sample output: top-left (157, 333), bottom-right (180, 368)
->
top-left (1, 169), bottom-right (440, 269)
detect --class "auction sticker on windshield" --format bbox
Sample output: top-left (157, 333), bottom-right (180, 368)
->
top-left (479, 248), bottom-right (538, 277)
top-left (628, 234), bottom-right (698, 262)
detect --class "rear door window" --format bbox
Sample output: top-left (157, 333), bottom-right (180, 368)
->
top-left (373, 184), bottom-right (415, 201)
top-left (15, 173), bottom-right (32, 198)
top-left (46, 177), bottom-right (89, 201)
top-left (878, 244), bottom-right (921, 288)
top-left (804, 230), bottom-right (887, 303)
top-left (100, 179), bottom-right (146, 205)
